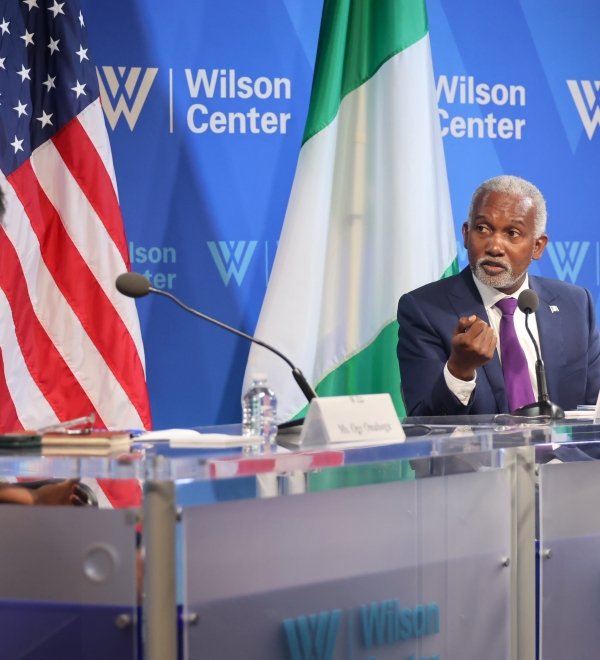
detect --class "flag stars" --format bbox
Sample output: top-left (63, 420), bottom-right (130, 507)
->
top-left (17, 64), bottom-right (31, 81)
top-left (47, 1), bottom-right (65, 17)
top-left (0, 18), bottom-right (10, 35)
top-left (78, 10), bottom-right (84, 27)
top-left (20, 30), bottom-right (34, 46)
top-left (22, 0), bottom-right (38, 10)
top-left (0, 57), bottom-right (5, 70)
top-left (48, 37), bottom-right (60, 54)
top-left (13, 100), bottom-right (27, 116)
top-left (75, 44), bottom-right (88, 62)
top-left (36, 110), bottom-right (53, 128)
top-left (42, 74), bottom-right (56, 91)
top-left (71, 80), bottom-right (86, 97)
top-left (11, 135), bottom-right (24, 153)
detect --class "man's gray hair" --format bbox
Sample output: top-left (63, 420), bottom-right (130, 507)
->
top-left (467, 175), bottom-right (547, 237)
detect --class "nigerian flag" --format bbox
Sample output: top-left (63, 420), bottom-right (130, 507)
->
top-left (244, 0), bottom-right (456, 421)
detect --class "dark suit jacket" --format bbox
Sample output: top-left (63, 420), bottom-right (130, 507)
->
top-left (396, 268), bottom-right (600, 416)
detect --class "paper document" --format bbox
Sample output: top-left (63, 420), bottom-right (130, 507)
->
top-left (564, 409), bottom-right (595, 419)
top-left (136, 428), bottom-right (260, 448)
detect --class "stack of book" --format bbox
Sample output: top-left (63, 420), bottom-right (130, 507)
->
top-left (0, 430), bottom-right (133, 456)
top-left (41, 430), bottom-right (133, 456)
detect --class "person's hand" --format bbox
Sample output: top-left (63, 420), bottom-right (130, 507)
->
top-left (447, 315), bottom-right (497, 381)
top-left (0, 484), bottom-right (36, 505)
top-left (31, 479), bottom-right (90, 506)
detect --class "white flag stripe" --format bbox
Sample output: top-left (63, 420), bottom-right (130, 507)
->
top-left (317, 36), bottom-right (454, 349)
top-left (30, 138), bottom-right (146, 366)
top-left (2, 186), bottom-right (145, 429)
top-left (0, 289), bottom-right (58, 429)
top-left (78, 100), bottom-right (120, 202)
top-left (248, 123), bottom-right (336, 378)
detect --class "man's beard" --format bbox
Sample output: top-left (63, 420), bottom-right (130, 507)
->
top-left (471, 257), bottom-right (522, 290)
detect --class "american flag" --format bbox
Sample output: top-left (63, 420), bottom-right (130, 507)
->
top-left (0, 0), bottom-right (152, 435)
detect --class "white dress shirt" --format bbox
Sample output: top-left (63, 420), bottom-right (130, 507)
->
top-left (444, 272), bottom-right (541, 405)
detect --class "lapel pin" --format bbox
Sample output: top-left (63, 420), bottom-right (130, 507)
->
top-left (549, 305), bottom-right (559, 314)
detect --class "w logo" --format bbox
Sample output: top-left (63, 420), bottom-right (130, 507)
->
top-left (283, 610), bottom-right (342, 660)
top-left (567, 80), bottom-right (600, 139)
top-left (207, 240), bottom-right (258, 286)
top-left (546, 241), bottom-right (590, 283)
top-left (97, 66), bottom-right (158, 130)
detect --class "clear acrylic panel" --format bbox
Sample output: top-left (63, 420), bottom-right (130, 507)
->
top-left (180, 445), bottom-right (516, 659)
top-left (538, 458), bottom-right (600, 660)
top-left (0, 506), bottom-right (139, 659)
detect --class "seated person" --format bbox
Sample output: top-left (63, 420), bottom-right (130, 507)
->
top-left (396, 175), bottom-right (600, 416)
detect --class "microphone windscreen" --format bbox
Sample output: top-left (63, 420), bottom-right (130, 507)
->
top-left (116, 272), bottom-right (151, 298)
top-left (517, 289), bottom-right (539, 314)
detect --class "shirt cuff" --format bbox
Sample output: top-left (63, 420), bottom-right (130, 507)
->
top-left (444, 362), bottom-right (476, 406)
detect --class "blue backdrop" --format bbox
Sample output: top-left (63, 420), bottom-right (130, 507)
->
top-left (81, 0), bottom-right (600, 428)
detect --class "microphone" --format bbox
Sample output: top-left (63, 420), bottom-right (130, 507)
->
top-left (512, 289), bottom-right (564, 419)
top-left (115, 272), bottom-right (318, 403)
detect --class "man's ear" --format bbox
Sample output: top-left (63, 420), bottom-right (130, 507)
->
top-left (532, 234), bottom-right (548, 260)
top-left (461, 222), bottom-right (469, 248)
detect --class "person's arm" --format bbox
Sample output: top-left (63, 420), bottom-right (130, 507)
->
top-left (0, 480), bottom-right (88, 506)
top-left (397, 293), bottom-right (496, 416)
top-left (0, 483), bottom-right (37, 505)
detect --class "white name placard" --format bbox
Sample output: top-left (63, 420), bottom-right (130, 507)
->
top-left (297, 393), bottom-right (405, 447)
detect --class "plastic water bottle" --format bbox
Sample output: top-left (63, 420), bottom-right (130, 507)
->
top-left (242, 373), bottom-right (278, 452)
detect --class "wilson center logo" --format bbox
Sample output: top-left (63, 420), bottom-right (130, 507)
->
top-left (567, 80), bottom-right (600, 139)
top-left (207, 240), bottom-right (258, 286)
top-left (546, 241), bottom-right (590, 283)
top-left (283, 600), bottom-right (440, 660)
top-left (283, 610), bottom-right (342, 660)
top-left (97, 66), bottom-right (158, 130)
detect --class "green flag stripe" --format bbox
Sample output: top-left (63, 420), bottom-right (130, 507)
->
top-left (316, 321), bottom-right (404, 411)
top-left (303, 0), bottom-right (428, 144)
top-left (308, 459), bottom-right (415, 492)
top-left (292, 258), bottom-right (459, 421)
top-left (440, 258), bottom-right (460, 280)
top-left (315, 259), bottom-right (458, 414)
top-left (291, 321), bottom-right (401, 420)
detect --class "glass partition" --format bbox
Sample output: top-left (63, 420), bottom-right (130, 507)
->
top-left (538, 445), bottom-right (600, 660)
top-left (177, 435), bottom-right (530, 660)
top-left (7, 417), bottom-right (597, 658)
top-left (0, 505), bottom-right (138, 659)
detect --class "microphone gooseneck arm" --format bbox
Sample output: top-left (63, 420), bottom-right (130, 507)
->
top-left (151, 287), bottom-right (318, 402)
top-left (116, 271), bottom-right (318, 403)
top-left (151, 286), bottom-right (288, 364)
top-left (523, 310), bottom-right (549, 403)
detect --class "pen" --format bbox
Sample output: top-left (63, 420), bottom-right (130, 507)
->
top-left (38, 412), bottom-right (97, 434)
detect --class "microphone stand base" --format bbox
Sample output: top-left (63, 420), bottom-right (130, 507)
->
top-left (512, 400), bottom-right (565, 420)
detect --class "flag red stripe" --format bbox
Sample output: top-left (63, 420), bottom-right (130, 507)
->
top-left (9, 161), bottom-right (151, 429)
top-left (98, 479), bottom-right (142, 508)
top-left (0, 348), bottom-right (23, 432)
top-left (0, 228), bottom-right (103, 427)
top-left (52, 118), bottom-right (131, 268)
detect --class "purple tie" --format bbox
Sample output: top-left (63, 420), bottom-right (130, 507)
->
top-left (496, 297), bottom-right (535, 411)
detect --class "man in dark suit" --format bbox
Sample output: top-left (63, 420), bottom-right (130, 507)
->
top-left (396, 175), bottom-right (600, 416)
